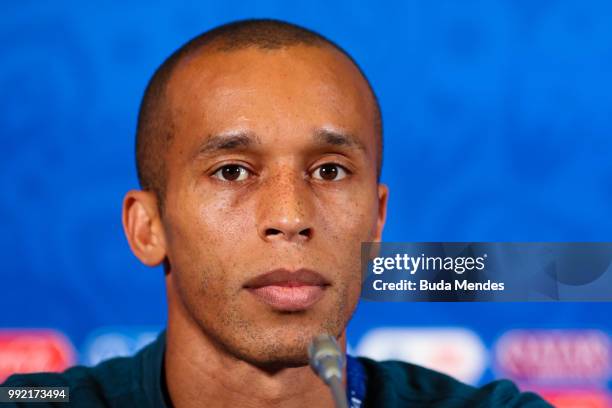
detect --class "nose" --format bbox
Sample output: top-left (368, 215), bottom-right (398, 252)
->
top-left (257, 169), bottom-right (314, 243)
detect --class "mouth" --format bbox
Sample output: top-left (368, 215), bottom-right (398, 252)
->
top-left (243, 268), bottom-right (331, 312)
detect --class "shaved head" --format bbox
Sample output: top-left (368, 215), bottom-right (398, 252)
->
top-left (124, 17), bottom-right (389, 380)
top-left (135, 18), bottom-right (383, 210)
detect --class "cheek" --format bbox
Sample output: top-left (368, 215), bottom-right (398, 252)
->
top-left (318, 188), bottom-right (379, 244)
top-left (164, 206), bottom-right (242, 325)
top-left (164, 197), bottom-right (250, 295)
top-left (203, 203), bottom-right (253, 241)
top-left (169, 188), bottom-right (252, 252)
top-left (318, 189), bottom-right (379, 283)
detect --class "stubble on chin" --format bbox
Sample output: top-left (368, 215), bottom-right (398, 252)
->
top-left (189, 282), bottom-right (355, 369)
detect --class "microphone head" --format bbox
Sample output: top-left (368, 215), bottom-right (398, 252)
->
top-left (308, 334), bottom-right (346, 384)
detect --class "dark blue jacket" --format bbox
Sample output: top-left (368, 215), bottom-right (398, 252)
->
top-left (1, 331), bottom-right (551, 407)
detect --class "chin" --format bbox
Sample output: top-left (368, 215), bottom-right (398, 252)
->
top-left (193, 290), bottom-right (353, 369)
top-left (230, 323), bottom-right (334, 370)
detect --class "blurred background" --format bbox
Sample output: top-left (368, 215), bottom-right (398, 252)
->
top-left (1, 1), bottom-right (611, 406)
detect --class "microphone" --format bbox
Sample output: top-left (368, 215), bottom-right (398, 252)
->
top-left (308, 334), bottom-right (349, 408)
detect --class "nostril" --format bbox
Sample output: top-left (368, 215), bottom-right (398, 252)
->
top-left (299, 228), bottom-right (313, 239)
top-left (264, 227), bottom-right (313, 240)
top-left (265, 228), bottom-right (283, 236)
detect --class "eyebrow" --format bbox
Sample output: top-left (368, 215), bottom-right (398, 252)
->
top-left (313, 129), bottom-right (367, 152)
top-left (193, 128), bottom-right (366, 160)
top-left (195, 131), bottom-right (260, 158)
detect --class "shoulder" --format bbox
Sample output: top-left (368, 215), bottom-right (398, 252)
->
top-left (1, 354), bottom-right (143, 407)
top-left (357, 357), bottom-right (552, 407)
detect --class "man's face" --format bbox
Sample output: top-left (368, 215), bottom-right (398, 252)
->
top-left (160, 45), bottom-right (386, 366)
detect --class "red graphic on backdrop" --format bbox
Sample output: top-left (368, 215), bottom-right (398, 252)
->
top-left (538, 389), bottom-right (611, 408)
top-left (495, 330), bottom-right (610, 383)
top-left (0, 330), bottom-right (75, 382)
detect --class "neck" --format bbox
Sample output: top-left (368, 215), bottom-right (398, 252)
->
top-left (164, 283), bottom-right (343, 408)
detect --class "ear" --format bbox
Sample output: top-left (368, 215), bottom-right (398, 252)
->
top-left (372, 184), bottom-right (388, 242)
top-left (122, 190), bottom-right (167, 266)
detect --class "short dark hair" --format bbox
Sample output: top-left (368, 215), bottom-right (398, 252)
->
top-left (135, 18), bottom-right (383, 211)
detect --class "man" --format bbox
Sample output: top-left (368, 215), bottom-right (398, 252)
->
top-left (2, 19), bottom-right (550, 407)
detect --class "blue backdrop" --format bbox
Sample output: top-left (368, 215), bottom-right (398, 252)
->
top-left (2, 2), bottom-right (611, 405)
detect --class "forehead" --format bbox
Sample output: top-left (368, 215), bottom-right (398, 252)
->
top-left (165, 44), bottom-right (377, 155)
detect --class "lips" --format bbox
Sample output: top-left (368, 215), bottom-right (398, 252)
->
top-left (244, 268), bottom-right (330, 312)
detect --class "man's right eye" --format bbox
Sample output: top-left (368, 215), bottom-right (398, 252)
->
top-left (211, 165), bottom-right (251, 182)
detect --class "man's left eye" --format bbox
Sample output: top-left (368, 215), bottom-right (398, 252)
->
top-left (311, 163), bottom-right (348, 181)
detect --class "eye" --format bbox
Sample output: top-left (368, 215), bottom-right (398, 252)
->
top-left (312, 163), bottom-right (349, 181)
top-left (211, 164), bottom-right (251, 182)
